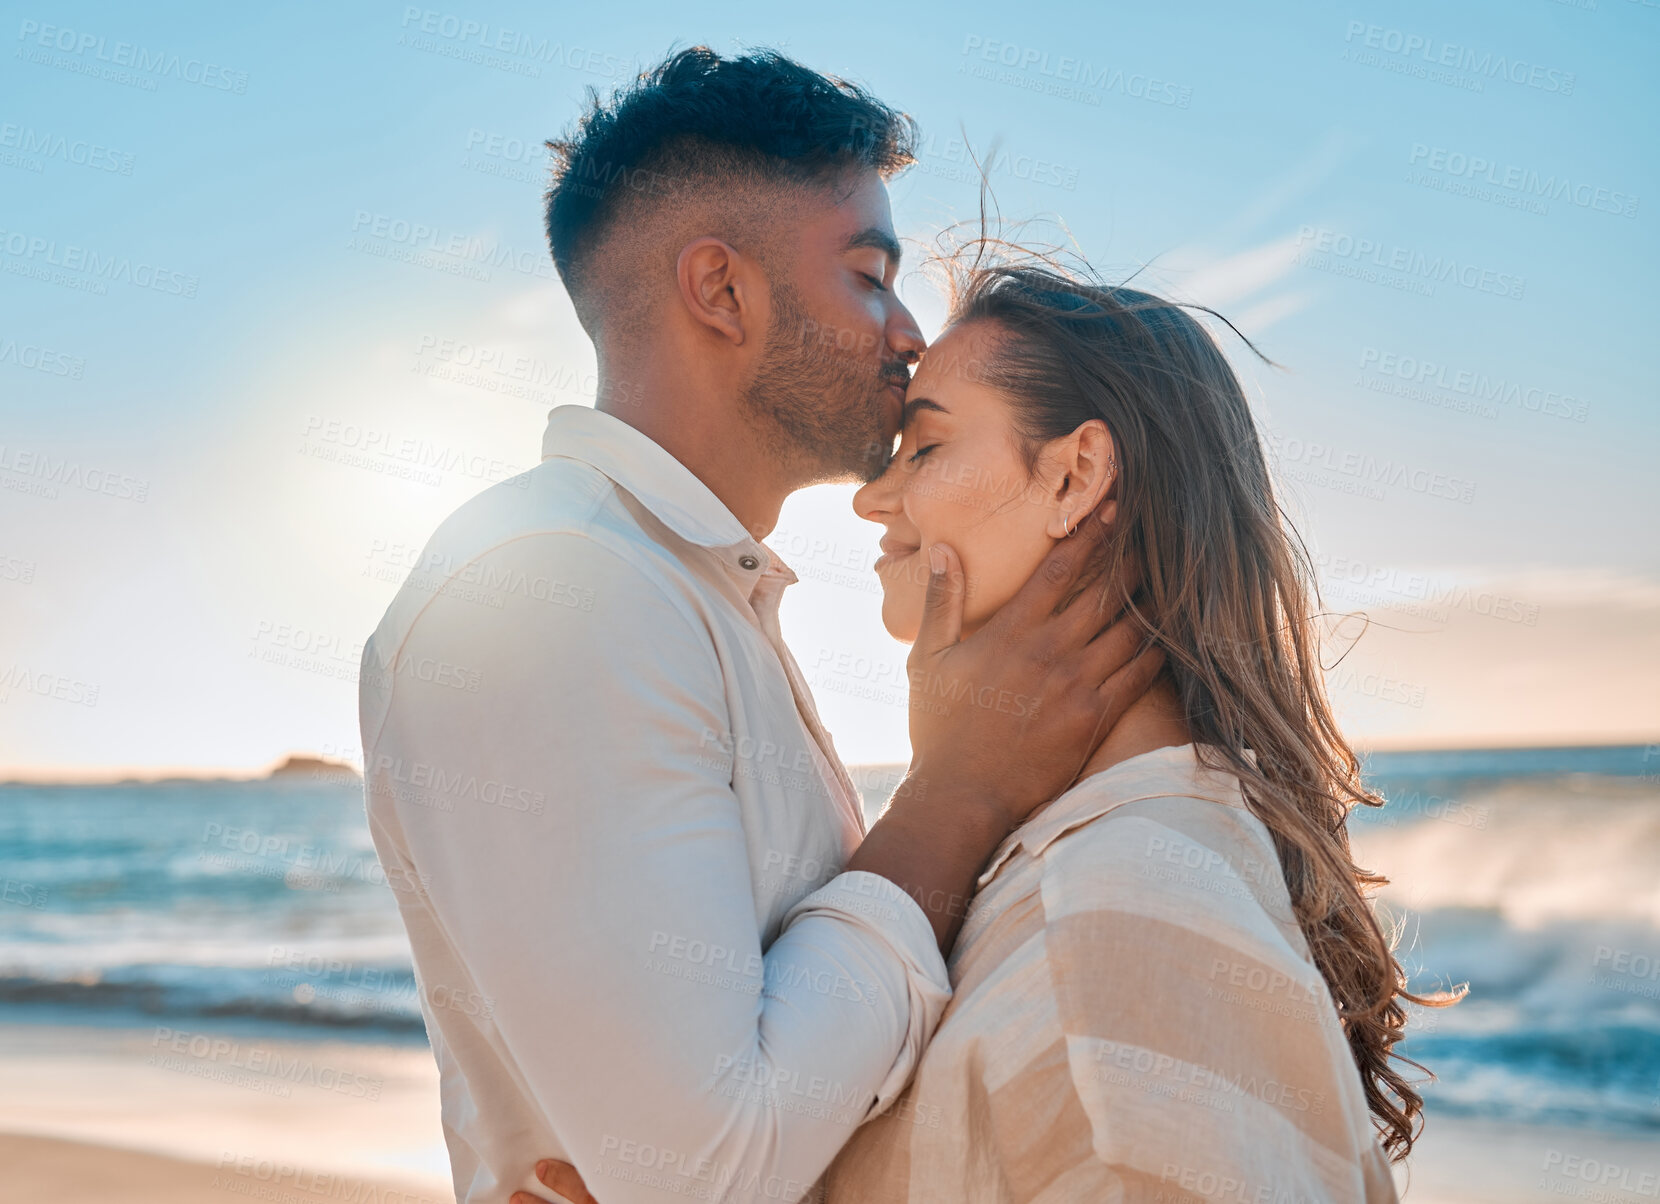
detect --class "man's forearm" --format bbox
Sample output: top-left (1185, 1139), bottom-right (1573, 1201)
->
top-left (845, 774), bottom-right (1016, 950)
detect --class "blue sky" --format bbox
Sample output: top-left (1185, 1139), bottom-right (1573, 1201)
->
top-left (1, 0), bottom-right (1655, 775)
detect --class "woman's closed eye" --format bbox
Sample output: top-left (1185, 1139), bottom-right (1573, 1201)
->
top-left (907, 443), bottom-right (939, 465)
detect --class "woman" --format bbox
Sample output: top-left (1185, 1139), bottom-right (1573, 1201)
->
top-left (519, 261), bottom-right (1437, 1202)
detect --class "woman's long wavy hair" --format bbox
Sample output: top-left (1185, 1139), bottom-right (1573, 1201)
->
top-left (940, 246), bottom-right (1459, 1161)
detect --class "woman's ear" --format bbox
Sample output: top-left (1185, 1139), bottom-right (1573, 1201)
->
top-left (1044, 420), bottom-right (1117, 539)
top-left (675, 237), bottom-right (755, 345)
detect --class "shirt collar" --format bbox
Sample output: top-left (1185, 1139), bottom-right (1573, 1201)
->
top-left (977, 743), bottom-right (1253, 887)
top-left (542, 405), bottom-right (754, 547)
top-left (542, 404), bottom-right (792, 588)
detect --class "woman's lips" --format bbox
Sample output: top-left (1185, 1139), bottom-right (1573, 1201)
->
top-left (873, 539), bottom-right (920, 574)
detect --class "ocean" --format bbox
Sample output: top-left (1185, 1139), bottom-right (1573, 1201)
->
top-left (1, 745), bottom-right (1655, 1136)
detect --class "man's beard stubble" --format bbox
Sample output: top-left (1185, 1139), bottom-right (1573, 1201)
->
top-left (740, 279), bottom-right (905, 485)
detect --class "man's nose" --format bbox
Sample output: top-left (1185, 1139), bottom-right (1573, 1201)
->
top-left (888, 300), bottom-right (926, 364)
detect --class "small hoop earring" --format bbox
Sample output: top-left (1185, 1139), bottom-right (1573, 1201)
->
top-left (1063, 512), bottom-right (1076, 538)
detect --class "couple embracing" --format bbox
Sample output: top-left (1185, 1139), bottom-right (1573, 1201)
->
top-left (360, 46), bottom-right (1420, 1204)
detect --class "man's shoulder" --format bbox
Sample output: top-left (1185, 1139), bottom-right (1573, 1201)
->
top-left (404, 455), bottom-right (688, 584)
top-left (425, 456), bottom-right (618, 561)
top-left (362, 458), bottom-right (701, 661)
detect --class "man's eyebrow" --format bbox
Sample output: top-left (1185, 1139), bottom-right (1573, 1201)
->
top-left (902, 397), bottom-right (947, 426)
top-left (846, 227), bottom-right (903, 268)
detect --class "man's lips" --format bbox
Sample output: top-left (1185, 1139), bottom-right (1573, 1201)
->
top-left (884, 381), bottom-right (906, 430)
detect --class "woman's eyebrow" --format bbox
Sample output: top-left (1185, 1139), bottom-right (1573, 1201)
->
top-left (901, 397), bottom-right (948, 426)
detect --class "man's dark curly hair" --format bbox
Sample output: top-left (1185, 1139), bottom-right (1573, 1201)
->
top-left (542, 47), bottom-right (916, 316)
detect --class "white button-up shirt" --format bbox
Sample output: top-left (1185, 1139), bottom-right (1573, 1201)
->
top-left (360, 404), bottom-right (951, 1203)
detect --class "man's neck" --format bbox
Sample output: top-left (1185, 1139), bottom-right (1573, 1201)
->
top-left (596, 380), bottom-right (798, 542)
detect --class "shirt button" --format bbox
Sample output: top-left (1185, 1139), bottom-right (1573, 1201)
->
top-left (738, 554), bottom-right (760, 571)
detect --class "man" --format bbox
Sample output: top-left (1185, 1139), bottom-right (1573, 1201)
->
top-left (360, 48), bottom-right (1158, 1204)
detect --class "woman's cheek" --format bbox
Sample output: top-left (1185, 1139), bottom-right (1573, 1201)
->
top-left (883, 575), bottom-right (924, 645)
top-left (959, 534), bottom-right (1035, 633)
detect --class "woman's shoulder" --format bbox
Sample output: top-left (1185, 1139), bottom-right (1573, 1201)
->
top-left (1040, 744), bottom-right (1278, 873)
top-left (1035, 757), bottom-right (1307, 958)
top-left (1063, 784), bottom-right (1280, 885)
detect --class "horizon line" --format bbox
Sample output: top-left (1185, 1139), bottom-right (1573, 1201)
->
top-left (1, 736), bottom-right (1655, 787)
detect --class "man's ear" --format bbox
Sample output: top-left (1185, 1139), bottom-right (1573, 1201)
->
top-left (675, 237), bottom-right (756, 346)
top-left (1045, 419), bottom-right (1118, 539)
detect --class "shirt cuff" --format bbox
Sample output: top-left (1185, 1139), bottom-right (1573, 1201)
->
top-left (780, 869), bottom-right (952, 1117)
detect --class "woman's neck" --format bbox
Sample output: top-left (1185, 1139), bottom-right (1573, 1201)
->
top-left (1073, 675), bottom-right (1193, 787)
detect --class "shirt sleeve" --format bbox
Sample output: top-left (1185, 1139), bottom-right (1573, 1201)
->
top-left (983, 799), bottom-right (1397, 1203)
top-left (370, 531), bottom-right (950, 1202)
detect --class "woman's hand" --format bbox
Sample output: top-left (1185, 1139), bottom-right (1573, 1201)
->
top-left (510, 1158), bottom-right (597, 1204)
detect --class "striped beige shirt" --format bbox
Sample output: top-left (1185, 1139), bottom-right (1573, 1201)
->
top-left (822, 743), bottom-right (1398, 1203)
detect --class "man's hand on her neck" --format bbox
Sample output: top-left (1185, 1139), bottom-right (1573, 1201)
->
top-left (847, 507), bottom-right (1166, 949)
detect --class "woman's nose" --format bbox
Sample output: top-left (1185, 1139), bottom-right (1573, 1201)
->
top-left (853, 463), bottom-right (902, 524)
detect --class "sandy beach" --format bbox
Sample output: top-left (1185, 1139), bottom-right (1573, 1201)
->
top-left (2, 1020), bottom-right (1656, 1203)
top-left (0, 1022), bottom-right (454, 1203)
